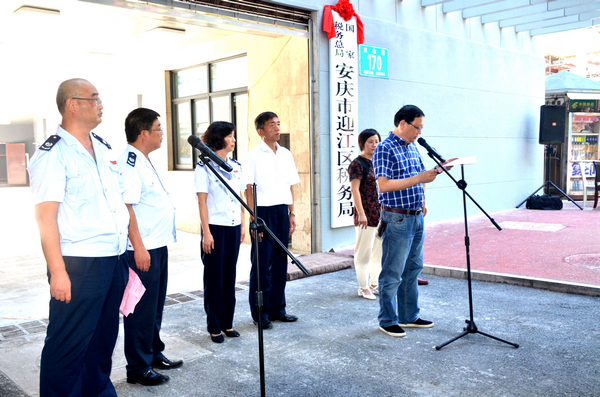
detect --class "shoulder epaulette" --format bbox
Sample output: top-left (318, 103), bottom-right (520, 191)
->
top-left (92, 132), bottom-right (111, 149)
top-left (39, 135), bottom-right (61, 151)
top-left (127, 152), bottom-right (136, 167)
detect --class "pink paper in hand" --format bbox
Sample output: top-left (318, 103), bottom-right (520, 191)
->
top-left (120, 267), bottom-right (146, 317)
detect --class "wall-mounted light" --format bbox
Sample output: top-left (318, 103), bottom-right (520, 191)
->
top-left (13, 5), bottom-right (60, 17)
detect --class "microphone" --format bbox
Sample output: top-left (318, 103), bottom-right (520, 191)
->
top-left (417, 137), bottom-right (446, 163)
top-left (188, 135), bottom-right (233, 172)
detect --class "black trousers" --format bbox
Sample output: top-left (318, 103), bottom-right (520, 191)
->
top-left (40, 255), bottom-right (128, 397)
top-left (123, 246), bottom-right (168, 377)
top-left (201, 224), bottom-right (241, 334)
top-left (249, 204), bottom-right (290, 322)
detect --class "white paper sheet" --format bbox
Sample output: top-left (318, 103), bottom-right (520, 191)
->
top-left (445, 156), bottom-right (477, 167)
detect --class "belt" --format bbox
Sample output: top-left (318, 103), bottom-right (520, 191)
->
top-left (382, 206), bottom-right (422, 216)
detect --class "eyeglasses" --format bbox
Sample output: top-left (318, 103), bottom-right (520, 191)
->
top-left (407, 122), bottom-right (423, 131)
top-left (72, 97), bottom-right (102, 106)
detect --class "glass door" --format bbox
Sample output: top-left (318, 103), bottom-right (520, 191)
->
top-left (567, 112), bottom-right (600, 197)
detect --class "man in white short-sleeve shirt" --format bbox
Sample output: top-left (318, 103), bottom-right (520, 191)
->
top-left (28, 78), bottom-right (129, 396)
top-left (244, 111), bottom-right (300, 329)
top-left (117, 108), bottom-right (182, 387)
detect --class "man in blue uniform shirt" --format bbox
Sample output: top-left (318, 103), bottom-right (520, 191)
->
top-left (118, 108), bottom-right (182, 386)
top-left (28, 78), bottom-right (130, 396)
top-left (373, 105), bottom-right (453, 338)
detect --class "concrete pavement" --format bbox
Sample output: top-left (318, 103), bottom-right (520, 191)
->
top-left (1, 186), bottom-right (600, 396)
top-left (2, 270), bottom-right (599, 396)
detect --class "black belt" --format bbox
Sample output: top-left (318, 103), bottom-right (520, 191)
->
top-left (382, 206), bottom-right (422, 215)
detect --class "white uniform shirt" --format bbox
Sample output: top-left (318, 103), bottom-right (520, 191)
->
top-left (28, 126), bottom-right (129, 257)
top-left (118, 145), bottom-right (176, 251)
top-left (243, 141), bottom-right (300, 206)
top-left (195, 158), bottom-right (244, 226)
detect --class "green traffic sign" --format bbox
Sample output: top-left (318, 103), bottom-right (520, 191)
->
top-left (359, 45), bottom-right (389, 79)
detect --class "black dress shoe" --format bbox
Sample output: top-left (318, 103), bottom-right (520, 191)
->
top-left (211, 333), bottom-right (224, 343)
top-left (222, 329), bottom-right (240, 337)
top-left (151, 356), bottom-right (183, 370)
top-left (253, 319), bottom-right (273, 329)
top-left (127, 369), bottom-right (169, 386)
top-left (270, 314), bottom-right (298, 322)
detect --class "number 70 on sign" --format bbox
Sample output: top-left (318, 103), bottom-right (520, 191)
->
top-left (359, 45), bottom-right (389, 79)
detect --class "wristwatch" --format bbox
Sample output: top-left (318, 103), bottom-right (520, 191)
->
top-left (289, 210), bottom-right (296, 216)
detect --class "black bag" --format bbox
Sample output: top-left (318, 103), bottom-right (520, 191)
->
top-left (525, 194), bottom-right (563, 210)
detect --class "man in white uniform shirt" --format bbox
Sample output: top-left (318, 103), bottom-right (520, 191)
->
top-left (245, 111), bottom-right (300, 329)
top-left (117, 108), bottom-right (182, 387)
top-left (29, 78), bottom-right (129, 396)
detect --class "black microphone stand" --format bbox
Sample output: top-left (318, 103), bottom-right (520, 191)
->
top-left (192, 143), bottom-right (309, 397)
top-left (424, 153), bottom-right (519, 351)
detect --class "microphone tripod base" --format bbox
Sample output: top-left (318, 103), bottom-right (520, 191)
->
top-left (435, 320), bottom-right (519, 350)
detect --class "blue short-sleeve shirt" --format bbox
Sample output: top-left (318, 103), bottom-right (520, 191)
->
top-left (28, 126), bottom-right (130, 256)
top-left (118, 145), bottom-right (177, 251)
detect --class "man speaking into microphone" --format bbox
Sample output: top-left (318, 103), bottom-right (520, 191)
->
top-left (373, 105), bottom-right (455, 338)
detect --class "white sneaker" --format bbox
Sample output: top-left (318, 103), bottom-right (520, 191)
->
top-left (358, 288), bottom-right (376, 300)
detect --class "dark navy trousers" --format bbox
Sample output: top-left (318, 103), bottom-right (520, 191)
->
top-left (201, 224), bottom-right (241, 335)
top-left (249, 204), bottom-right (290, 322)
top-left (40, 255), bottom-right (128, 397)
top-left (123, 246), bottom-right (168, 377)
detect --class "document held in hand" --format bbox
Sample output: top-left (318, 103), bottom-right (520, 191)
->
top-left (120, 267), bottom-right (146, 317)
top-left (444, 156), bottom-right (477, 167)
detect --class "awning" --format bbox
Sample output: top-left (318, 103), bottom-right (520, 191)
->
top-left (421, 0), bottom-right (600, 36)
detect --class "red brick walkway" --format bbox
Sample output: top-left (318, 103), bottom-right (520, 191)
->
top-left (424, 202), bottom-right (600, 286)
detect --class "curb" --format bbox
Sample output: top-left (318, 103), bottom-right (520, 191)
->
top-left (423, 264), bottom-right (600, 297)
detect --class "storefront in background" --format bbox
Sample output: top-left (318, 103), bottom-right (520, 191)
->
top-left (545, 72), bottom-right (600, 201)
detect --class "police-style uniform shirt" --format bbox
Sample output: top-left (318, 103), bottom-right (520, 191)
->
top-left (195, 157), bottom-right (244, 226)
top-left (373, 132), bottom-right (426, 210)
top-left (118, 145), bottom-right (176, 251)
top-left (243, 141), bottom-right (300, 206)
top-left (28, 126), bottom-right (129, 257)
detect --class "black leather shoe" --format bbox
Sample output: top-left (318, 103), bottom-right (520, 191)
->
top-left (253, 319), bottom-right (273, 329)
top-left (222, 329), bottom-right (240, 337)
top-left (151, 356), bottom-right (183, 370)
top-left (270, 314), bottom-right (298, 322)
top-left (211, 333), bottom-right (224, 343)
top-left (127, 369), bottom-right (169, 386)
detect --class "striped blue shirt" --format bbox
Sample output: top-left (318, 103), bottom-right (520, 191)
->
top-left (373, 132), bottom-right (425, 209)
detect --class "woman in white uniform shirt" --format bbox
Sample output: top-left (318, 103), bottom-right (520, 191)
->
top-left (195, 122), bottom-right (245, 343)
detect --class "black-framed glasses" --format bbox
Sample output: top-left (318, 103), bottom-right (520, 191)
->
top-left (72, 97), bottom-right (102, 106)
top-left (407, 121), bottom-right (423, 131)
